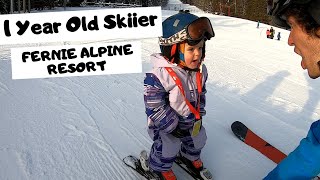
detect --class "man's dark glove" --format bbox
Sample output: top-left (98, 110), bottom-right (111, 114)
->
top-left (170, 126), bottom-right (190, 138)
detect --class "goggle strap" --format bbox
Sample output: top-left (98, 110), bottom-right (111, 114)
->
top-left (159, 29), bottom-right (187, 46)
top-left (170, 44), bottom-right (177, 63)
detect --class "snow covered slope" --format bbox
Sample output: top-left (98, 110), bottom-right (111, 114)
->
top-left (1, 1), bottom-right (319, 179)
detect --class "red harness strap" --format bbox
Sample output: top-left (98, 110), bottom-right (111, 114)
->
top-left (165, 67), bottom-right (202, 120)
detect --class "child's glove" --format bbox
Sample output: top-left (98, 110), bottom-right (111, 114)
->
top-left (170, 126), bottom-right (190, 138)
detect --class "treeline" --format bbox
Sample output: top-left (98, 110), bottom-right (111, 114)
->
top-left (0, 0), bottom-right (9, 14)
top-left (0, 0), bottom-right (55, 13)
top-left (1, 0), bottom-right (270, 24)
top-left (180, 0), bottom-right (271, 24)
top-left (1, 0), bottom-right (169, 14)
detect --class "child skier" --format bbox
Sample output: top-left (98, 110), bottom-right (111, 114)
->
top-left (143, 10), bottom-right (214, 180)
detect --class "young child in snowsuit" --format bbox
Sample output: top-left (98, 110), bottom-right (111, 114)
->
top-left (144, 10), bottom-right (214, 180)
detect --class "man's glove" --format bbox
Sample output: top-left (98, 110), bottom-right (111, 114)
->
top-left (170, 126), bottom-right (190, 138)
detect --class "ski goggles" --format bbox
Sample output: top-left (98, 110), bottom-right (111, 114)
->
top-left (159, 17), bottom-right (215, 46)
top-left (268, 0), bottom-right (319, 28)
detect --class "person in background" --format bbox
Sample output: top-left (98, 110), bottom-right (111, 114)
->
top-left (277, 32), bottom-right (281, 41)
top-left (270, 27), bottom-right (275, 39)
top-left (257, 20), bottom-right (260, 28)
top-left (266, 29), bottom-right (271, 38)
top-left (265, 0), bottom-right (320, 179)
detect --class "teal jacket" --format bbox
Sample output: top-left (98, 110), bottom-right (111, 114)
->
top-left (264, 120), bottom-right (320, 180)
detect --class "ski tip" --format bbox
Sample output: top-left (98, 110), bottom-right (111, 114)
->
top-left (231, 121), bottom-right (248, 141)
top-left (231, 121), bottom-right (246, 130)
top-left (231, 121), bottom-right (242, 126)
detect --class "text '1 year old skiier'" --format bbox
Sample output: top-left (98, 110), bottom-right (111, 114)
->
top-left (266, 0), bottom-right (320, 179)
top-left (143, 10), bottom-right (214, 180)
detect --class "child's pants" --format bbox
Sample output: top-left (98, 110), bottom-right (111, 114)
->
top-left (148, 126), bottom-right (207, 172)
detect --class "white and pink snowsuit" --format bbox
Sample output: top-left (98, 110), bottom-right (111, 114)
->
top-left (144, 53), bottom-right (208, 172)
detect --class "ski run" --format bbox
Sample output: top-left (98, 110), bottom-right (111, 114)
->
top-left (1, 0), bottom-right (320, 179)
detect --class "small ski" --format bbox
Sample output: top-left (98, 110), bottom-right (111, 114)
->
top-left (123, 150), bottom-right (213, 180)
top-left (123, 154), bottom-right (160, 180)
top-left (175, 154), bottom-right (213, 180)
top-left (231, 121), bottom-right (287, 164)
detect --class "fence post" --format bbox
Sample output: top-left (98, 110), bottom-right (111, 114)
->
top-left (18, 0), bottom-right (21, 13)
top-left (10, 0), bottom-right (14, 13)
top-left (28, 0), bottom-right (30, 12)
top-left (64, 0), bottom-right (67, 10)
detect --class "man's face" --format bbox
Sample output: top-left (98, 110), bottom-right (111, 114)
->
top-left (287, 16), bottom-right (320, 79)
top-left (184, 40), bottom-right (204, 70)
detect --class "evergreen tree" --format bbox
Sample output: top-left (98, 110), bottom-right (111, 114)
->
top-left (68, 0), bottom-right (83, 6)
top-left (0, 0), bottom-right (8, 14)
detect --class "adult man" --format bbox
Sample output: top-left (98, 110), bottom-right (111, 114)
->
top-left (265, 0), bottom-right (320, 179)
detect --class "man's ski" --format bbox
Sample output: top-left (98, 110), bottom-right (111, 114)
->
top-left (231, 121), bottom-right (320, 180)
top-left (123, 150), bottom-right (213, 180)
top-left (231, 121), bottom-right (287, 164)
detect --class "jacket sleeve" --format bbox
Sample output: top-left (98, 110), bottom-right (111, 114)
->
top-left (144, 73), bottom-right (179, 133)
top-left (200, 65), bottom-right (208, 117)
top-left (263, 120), bottom-right (320, 180)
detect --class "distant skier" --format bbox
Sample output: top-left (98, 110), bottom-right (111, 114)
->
top-left (144, 10), bottom-right (214, 180)
top-left (270, 27), bottom-right (275, 39)
top-left (266, 0), bottom-right (320, 179)
top-left (257, 20), bottom-right (260, 28)
top-left (277, 32), bottom-right (281, 41)
top-left (266, 29), bottom-right (271, 38)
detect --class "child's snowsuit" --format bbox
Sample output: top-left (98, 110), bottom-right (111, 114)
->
top-left (144, 53), bottom-right (208, 172)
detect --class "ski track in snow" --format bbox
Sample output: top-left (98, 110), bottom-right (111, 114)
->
top-left (40, 77), bottom-right (145, 179)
